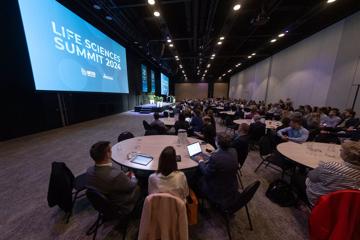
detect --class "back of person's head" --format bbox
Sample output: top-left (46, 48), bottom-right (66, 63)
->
top-left (90, 141), bottom-right (111, 163)
top-left (203, 116), bottom-right (211, 124)
top-left (239, 123), bottom-right (249, 134)
top-left (341, 141), bottom-right (360, 166)
top-left (207, 109), bottom-right (214, 117)
top-left (253, 115), bottom-right (261, 122)
top-left (154, 112), bottom-right (160, 120)
top-left (216, 132), bottom-right (231, 150)
top-left (157, 146), bottom-right (178, 176)
top-left (194, 109), bottom-right (201, 117)
top-left (345, 109), bottom-right (356, 118)
top-left (320, 107), bottom-right (329, 115)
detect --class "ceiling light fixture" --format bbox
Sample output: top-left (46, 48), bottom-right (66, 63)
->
top-left (217, 41), bottom-right (222, 45)
top-left (270, 38), bottom-right (277, 43)
top-left (219, 36), bottom-right (225, 40)
top-left (251, 53), bottom-right (256, 56)
top-left (167, 39), bottom-right (172, 43)
top-left (327, 0), bottom-right (336, 3)
top-left (154, 11), bottom-right (160, 17)
top-left (148, 0), bottom-right (155, 5)
top-left (248, 55), bottom-right (252, 59)
top-left (93, 4), bottom-right (101, 10)
top-left (278, 33), bottom-right (285, 37)
top-left (105, 16), bottom-right (113, 21)
top-left (169, 44), bottom-right (174, 47)
top-left (207, 64), bottom-right (211, 68)
top-left (212, 54), bottom-right (216, 57)
top-left (233, 4), bottom-right (241, 11)
top-left (228, 69), bottom-right (232, 73)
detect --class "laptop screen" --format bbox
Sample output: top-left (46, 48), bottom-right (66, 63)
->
top-left (187, 142), bottom-right (202, 157)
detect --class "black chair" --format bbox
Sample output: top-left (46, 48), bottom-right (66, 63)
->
top-left (163, 111), bottom-right (169, 118)
top-left (225, 117), bottom-right (238, 134)
top-left (169, 112), bottom-right (175, 117)
top-left (218, 181), bottom-right (261, 240)
top-left (254, 136), bottom-right (289, 178)
top-left (86, 188), bottom-right (130, 240)
top-left (142, 120), bottom-right (151, 131)
top-left (314, 134), bottom-right (341, 144)
top-left (47, 162), bottom-right (86, 223)
top-left (233, 140), bottom-right (249, 189)
top-left (117, 131), bottom-right (134, 142)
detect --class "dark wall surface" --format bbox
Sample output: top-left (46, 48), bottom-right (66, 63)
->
top-left (0, 1), bottom-right (169, 141)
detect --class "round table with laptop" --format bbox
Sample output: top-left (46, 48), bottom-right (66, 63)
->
top-left (276, 141), bottom-right (342, 169)
top-left (112, 135), bottom-right (214, 172)
top-left (233, 119), bottom-right (282, 130)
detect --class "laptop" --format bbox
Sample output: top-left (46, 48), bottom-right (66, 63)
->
top-left (187, 142), bottom-right (210, 162)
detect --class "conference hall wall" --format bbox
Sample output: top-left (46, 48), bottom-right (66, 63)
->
top-left (175, 83), bottom-right (209, 100)
top-left (213, 83), bottom-right (229, 98)
top-left (229, 11), bottom-right (360, 113)
top-left (0, 1), bottom-right (165, 141)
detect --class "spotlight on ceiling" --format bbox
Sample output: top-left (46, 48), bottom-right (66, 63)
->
top-left (148, 0), bottom-right (155, 5)
top-left (105, 15), bottom-right (113, 21)
top-left (207, 64), bottom-right (211, 68)
top-left (219, 36), bottom-right (225, 40)
top-left (233, 4), bottom-right (241, 11)
top-left (248, 55), bottom-right (252, 59)
top-left (270, 38), bottom-right (277, 43)
top-left (278, 33), bottom-right (285, 38)
top-left (167, 39), bottom-right (172, 43)
top-left (251, 53), bottom-right (256, 56)
top-left (217, 41), bottom-right (222, 45)
top-left (327, 0), bottom-right (336, 3)
top-left (93, 4), bottom-right (101, 10)
top-left (228, 69), bottom-right (232, 73)
top-left (169, 44), bottom-right (174, 48)
top-left (154, 11), bottom-right (160, 17)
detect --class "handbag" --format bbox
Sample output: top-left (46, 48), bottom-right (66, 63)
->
top-left (186, 189), bottom-right (199, 225)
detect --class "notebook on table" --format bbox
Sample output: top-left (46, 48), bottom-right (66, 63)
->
top-left (130, 154), bottom-right (153, 166)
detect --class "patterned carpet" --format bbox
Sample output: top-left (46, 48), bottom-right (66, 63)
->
top-left (0, 111), bottom-right (308, 240)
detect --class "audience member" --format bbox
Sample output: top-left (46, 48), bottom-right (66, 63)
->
top-left (190, 109), bottom-right (204, 132)
top-left (150, 112), bottom-right (167, 133)
top-left (321, 109), bottom-right (341, 128)
top-left (174, 113), bottom-right (190, 135)
top-left (277, 117), bottom-right (309, 143)
top-left (248, 116), bottom-right (266, 142)
top-left (194, 116), bottom-right (216, 147)
top-left (306, 141), bottom-right (360, 206)
top-left (86, 141), bottom-right (141, 215)
top-left (148, 146), bottom-right (189, 201)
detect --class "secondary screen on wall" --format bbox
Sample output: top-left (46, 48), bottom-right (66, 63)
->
top-left (141, 64), bottom-right (148, 93)
top-left (18, 0), bottom-right (129, 93)
top-left (151, 70), bottom-right (155, 93)
top-left (161, 73), bottom-right (169, 95)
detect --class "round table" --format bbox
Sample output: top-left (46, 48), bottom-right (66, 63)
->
top-left (161, 117), bottom-right (176, 126)
top-left (112, 135), bottom-right (214, 171)
top-left (276, 142), bottom-right (342, 169)
top-left (233, 119), bottom-right (282, 129)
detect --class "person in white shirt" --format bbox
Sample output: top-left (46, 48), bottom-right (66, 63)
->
top-left (148, 146), bottom-right (189, 201)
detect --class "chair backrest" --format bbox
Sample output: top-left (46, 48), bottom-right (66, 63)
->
top-left (117, 131), bottom-right (134, 142)
top-left (234, 140), bottom-right (249, 167)
top-left (258, 136), bottom-right (274, 156)
top-left (163, 111), bottom-right (169, 117)
top-left (309, 189), bottom-right (360, 240)
top-left (225, 116), bottom-right (234, 126)
top-left (314, 134), bottom-right (341, 144)
top-left (226, 181), bottom-right (260, 214)
top-left (138, 193), bottom-right (188, 240)
top-left (86, 188), bottom-right (117, 218)
top-left (47, 162), bottom-right (75, 212)
top-left (143, 120), bottom-right (151, 130)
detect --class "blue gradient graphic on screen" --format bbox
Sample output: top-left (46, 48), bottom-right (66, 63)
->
top-left (160, 73), bottom-right (169, 95)
top-left (141, 65), bottom-right (147, 92)
top-left (151, 70), bottom-right (155, 93)
top-left (18, 0), bottom-right (129, 93)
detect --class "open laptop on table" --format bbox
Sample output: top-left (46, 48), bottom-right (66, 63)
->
top-left (187, 142), bottom-right (210, 162)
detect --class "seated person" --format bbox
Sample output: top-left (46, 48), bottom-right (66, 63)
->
top-left (233, 123), bottom-right (250, 143)
top-left (195, 133), bottom-right (239, 209)
top-left (190, 109), bottom-right (204, 133)
top-left (150, 112), bottom-right (167, 134)
top-left (276, 117), bottom-right (290, 132)
top-left (306, 141), bottom-right (360, 207)
top-left (321, 109), bottom-right (341, 128)
top-left (86, 141), bottom-right (141, 215)
top-left (194, 116), bottom-right (216, 147)
top-left (277, 117), bottom-right (309, 143)
top-left (232, 123), bottom-right (250, 164)
top-left (148, 146), bottom-right (189, 201)
top-left (337, 109), bottom-right (359, 129)
top-left (206, 109), bottom-right (217, 132)
top-left (248, 116), bottom-right (266, 142)
top-left (174, 113), bottom-right (190, 135)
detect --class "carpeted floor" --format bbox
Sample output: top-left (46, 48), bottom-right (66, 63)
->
top-left (0, 111), bottom-right (308, 240)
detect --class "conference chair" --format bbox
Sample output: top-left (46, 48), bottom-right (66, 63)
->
top-left (309, 189), bottom-right (360, 240)
top-left (225, 117), bottom-right (238, 134)
top-left (254, 136), bottom-right (290, 179)
top-left (213, 181), bottom-right (261, 240)
top-left (47, 162), bottom-right (86, 223)
top-left (86, 188), bottom-right (131, 240)
top-left (117, 131), bottom-right (134, 142)
top-left (163, 111), bottom-right (169, 118)
top-left (142, 120), bottom-right (151, 131)
top-left (233, 140), bottom-right (249, 189)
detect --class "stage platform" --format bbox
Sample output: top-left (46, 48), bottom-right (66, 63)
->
top-left (134, 102), bottom-right (175, 114)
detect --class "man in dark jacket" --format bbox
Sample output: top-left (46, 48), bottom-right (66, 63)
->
top-left (195, 133), bottom-right (239, 209)
top-left (248, 116), bottom-right (266, 142)
top-left (86, 141), bottom-right (141, 215)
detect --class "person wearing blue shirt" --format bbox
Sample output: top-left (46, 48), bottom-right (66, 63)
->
top-left (277, 117), bottom-right (309, 143)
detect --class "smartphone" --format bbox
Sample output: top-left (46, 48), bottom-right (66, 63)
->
top-left (176, 155), bottom-right (181, 162)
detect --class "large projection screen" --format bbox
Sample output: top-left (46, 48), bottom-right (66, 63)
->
top-left (18, 0), bottom-right (129, 93)
top-left (160, 73), bottom-right (169, 95)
